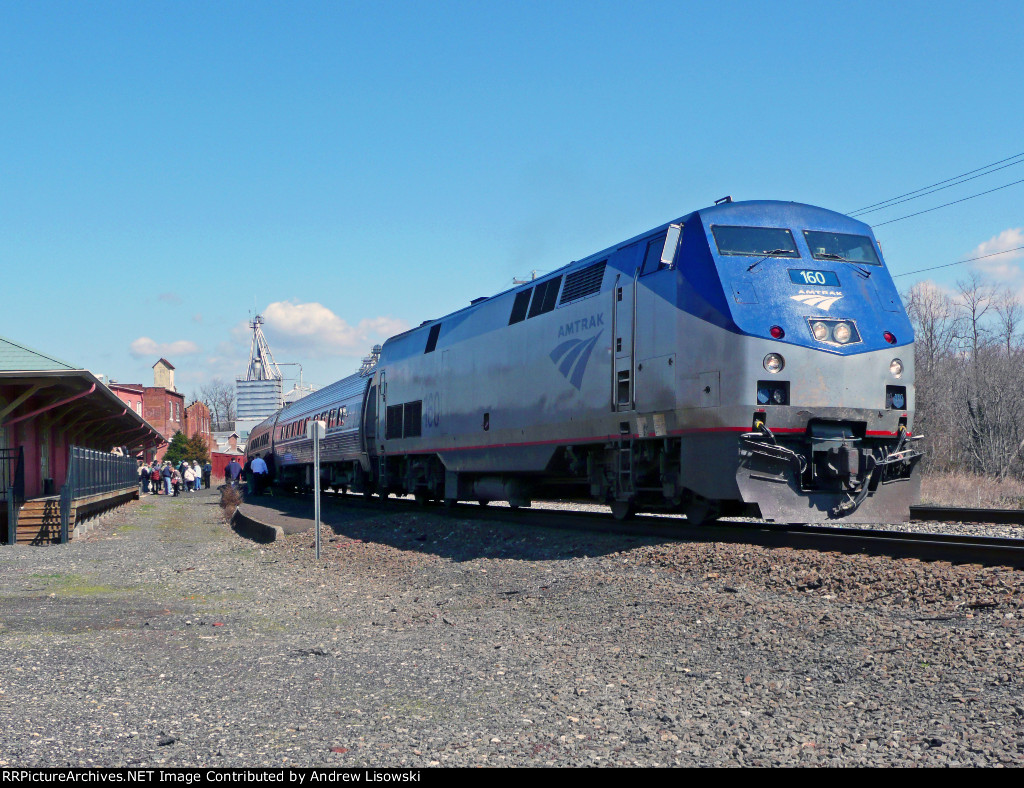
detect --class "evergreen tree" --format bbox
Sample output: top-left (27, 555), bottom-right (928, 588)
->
top-left (184, 433), bottom-right (210, 464)
top-left (164, 431), bottom-right (189, 465)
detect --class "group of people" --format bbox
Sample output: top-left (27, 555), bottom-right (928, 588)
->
top-left (138, 459), bottom-right (212, 496)
top-left (224, 453), bottom-right (274, 496)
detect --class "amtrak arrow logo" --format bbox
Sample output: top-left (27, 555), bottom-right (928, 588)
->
top-left (791, 291), bottom-right (843, 311)
top-left (550, 330), bottom-right (603, 390)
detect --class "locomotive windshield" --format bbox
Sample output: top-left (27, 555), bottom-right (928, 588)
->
top-left (711, 226), bottom-right (800, 258)
top-left (803, 230), bottom-right (881, 265)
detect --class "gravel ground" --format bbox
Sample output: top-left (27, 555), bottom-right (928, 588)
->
top-left (1, 487), bottom-right (1023, 767)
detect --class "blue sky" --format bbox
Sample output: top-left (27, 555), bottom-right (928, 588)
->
top-left (2, 0), bottom-right (1022, 396)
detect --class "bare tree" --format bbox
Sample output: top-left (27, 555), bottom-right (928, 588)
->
top-left (905, 272), bottom-right (1024, 481)
top-left (200, 378), bottom-right (236, 431)
top-left (904, 281), bottom-right (961, 471)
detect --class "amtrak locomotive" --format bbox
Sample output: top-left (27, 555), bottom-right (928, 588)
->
top-left (247, 199), bottom-right (923, 523)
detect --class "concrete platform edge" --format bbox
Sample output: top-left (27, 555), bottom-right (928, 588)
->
top-left (231, 504), bottom-right (285, 543)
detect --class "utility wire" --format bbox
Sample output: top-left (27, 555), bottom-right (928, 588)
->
top-left (851, 157), bottom-right (1024, 217)
top-left (892, 245), bottom-right (1024, 279)
top-left (850, 152), bottom-right (1024, 215)
top-left (871, 178), bottom-right (1024, 227)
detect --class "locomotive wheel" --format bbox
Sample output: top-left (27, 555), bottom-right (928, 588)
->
top-left (610, 500), bottom-right (636, 521)
top-left (443, 498), bottom-right (457, 509)
top-left (477, 500), bottom-right (490, 507)
top-left (414, 490), bottom-right (430, 507)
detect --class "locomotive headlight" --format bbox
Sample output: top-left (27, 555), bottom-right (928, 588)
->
top-left (763, 353), bottom-right (785, 373)
top-left (772, 388), bottom-right (786, 404)
top-left (811, 321), bottom-right (829, 341)
top-left (890, 358), bottom-right (904, 378)
top-left (832, 322), bottom-right (852, 344)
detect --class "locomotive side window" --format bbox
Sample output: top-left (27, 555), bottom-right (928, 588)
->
top-left (386, 404), bottom-right (403, 440)
top-left (539, 275), bottom-right (561, 313)
top-left (509, 288), bottom-right (532, 325)
top-left (403, 400), bottom-right (422, 438)
top-left (527, 280), bottom-right (552, 318)
top-left (528, 276), bottom-right (563, 318)
top-left (803, 230), bottom-right (881, 265)
top-left (712, 226), bottom-right (799, 258)
top-left (424, 323), bottom-right (441, 353)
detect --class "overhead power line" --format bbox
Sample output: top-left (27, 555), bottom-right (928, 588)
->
top-left (871, 177), bottom-right (1024, 227)
top-left (892, 245), bottom-right (1024, 279)
top-left (850, 152), bottom-right (1024, 215)
top-left (851, 157), bottom-right (1024, 217)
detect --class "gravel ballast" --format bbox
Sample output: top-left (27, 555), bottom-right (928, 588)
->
top-left (1, 487), bottom-right (1022, 767)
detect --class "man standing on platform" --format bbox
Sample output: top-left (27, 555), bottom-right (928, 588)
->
top-left (225, 458), bottom-right (242, 488)
top-left (251, 453), bottom-right (269, 495)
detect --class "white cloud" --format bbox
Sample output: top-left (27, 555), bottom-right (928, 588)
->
top-left (261, 301), bottom-right (409, 358)
top-left (970, 228), bottom-right (1024, 280)
top-left (129, 337), bottom-right (201, 359)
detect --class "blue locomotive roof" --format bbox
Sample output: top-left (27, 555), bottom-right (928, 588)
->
top-left (378, 199), bottom-right (911, 365)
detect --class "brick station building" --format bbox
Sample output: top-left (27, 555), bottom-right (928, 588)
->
top-left (0, 335), bottom-right (165, 545)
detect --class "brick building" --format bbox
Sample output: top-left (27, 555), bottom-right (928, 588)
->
top-left (184, 400), bottom-right (215, 454)
top-left (108, 382), bottom-right (144, 420)
top-left (144, 359), bottom-right (185, 462)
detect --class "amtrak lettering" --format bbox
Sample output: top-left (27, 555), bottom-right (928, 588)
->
top-left (791, 290), bottom-right (844, 311)
top-left (558, 312), bottom-right (604, 338)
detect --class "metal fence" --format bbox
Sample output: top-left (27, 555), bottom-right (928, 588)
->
top-left (59, 447), bottom-right (137, 543)
top-left (2, 447), bottom-right (25, 545)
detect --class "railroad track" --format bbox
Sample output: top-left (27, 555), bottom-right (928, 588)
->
top-left (261, 490), bottom-right (1024, 569)
top-left (910, 505), bottom-right (1024, 525)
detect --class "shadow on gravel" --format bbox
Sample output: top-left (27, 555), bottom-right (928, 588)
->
top-left (235, 490), bottom-right (673, 563)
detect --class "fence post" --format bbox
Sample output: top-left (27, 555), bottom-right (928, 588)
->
top-left (6, 491), bottom-right (15, 546)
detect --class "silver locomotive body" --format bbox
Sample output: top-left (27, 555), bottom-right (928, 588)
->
top-left (249, 200), bottom-right (921, 523)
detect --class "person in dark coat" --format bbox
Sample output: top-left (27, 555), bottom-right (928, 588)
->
top-left (202, 461), bottom-right (212, 489)
top-left (264, 453), bottom-right (276, 496)
top-left (244, 457), bottom-right (255, 496)
top-left (225, 458), bottom-right (242, 487)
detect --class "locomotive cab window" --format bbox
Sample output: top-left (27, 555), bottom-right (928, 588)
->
top-left (711, 226), bottom-right (799, 258)
top-left (803, 231), bottom-right (881, 265)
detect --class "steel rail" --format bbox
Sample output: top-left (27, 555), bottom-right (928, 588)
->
top-left (910, 505), bottom-right (1024, 525)
top-left (297, 491), bottom-right (1024, 569)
